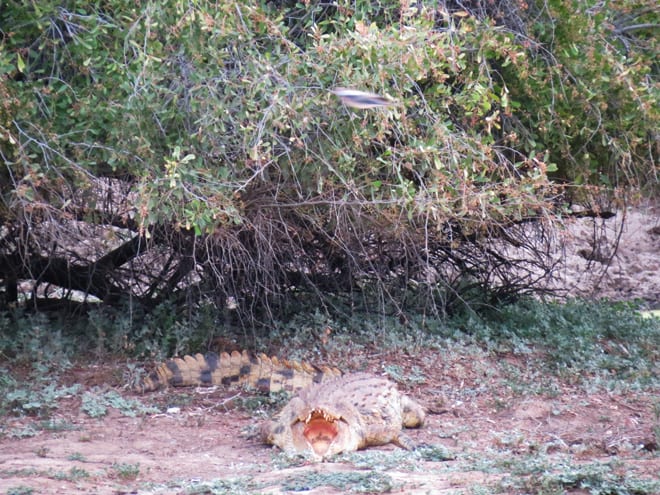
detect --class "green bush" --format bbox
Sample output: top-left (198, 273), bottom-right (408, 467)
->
top-left (0, 1), bottom-right (657, 321)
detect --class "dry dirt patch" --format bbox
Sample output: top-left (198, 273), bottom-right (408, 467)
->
top-left (548, 202), bottom-right (659, 305)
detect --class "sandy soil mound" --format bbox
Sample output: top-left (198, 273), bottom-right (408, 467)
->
top-left (548, 202), bottom-right (659, 306)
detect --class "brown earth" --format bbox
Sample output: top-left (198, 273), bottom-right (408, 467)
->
top-left (0, 205), bottom-right (658, 494)
top-left (545, 202), bottom-right (659, 306)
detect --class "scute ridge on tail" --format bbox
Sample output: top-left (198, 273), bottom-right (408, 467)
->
top-left (135, 350), bottom-right (342, 393)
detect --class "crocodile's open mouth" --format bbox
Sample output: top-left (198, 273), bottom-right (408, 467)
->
top-left (302, 409), bottom-right (340, 456)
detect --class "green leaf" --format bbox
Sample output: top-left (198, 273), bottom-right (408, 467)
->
top-left (16, 53), bottom-right (25, 73)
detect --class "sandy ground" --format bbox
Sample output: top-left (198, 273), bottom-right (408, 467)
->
top-left (549, 202), bottom-right (659, 306)
top-left (0, 205), bottom-right (658, 494)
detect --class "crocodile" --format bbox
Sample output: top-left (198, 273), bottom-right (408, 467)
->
top-left (261, 372), bottom-right (426, 459)
top-left (137, 351), bottom-right (425, 459)
top-left (136, 350), bottom-right (342, 393)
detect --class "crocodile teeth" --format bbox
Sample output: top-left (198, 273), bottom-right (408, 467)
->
top-left (305, 408), bottom-right (336, 423)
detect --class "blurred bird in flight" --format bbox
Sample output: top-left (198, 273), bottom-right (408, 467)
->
top-left (330, 87), bottom-right (396, 109)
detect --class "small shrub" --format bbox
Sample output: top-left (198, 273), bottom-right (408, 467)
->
top-left (111, 462), bottom-right (140, 481)
top-left (0, 312), bottom-right (75, 368)
top-left (52, 467), bottom-right (90, 481)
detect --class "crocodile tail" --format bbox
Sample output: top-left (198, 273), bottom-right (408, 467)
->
top-left (135, 350), bottom-right (342, 393)
top-left (135, 352), bottom-right (206, 393)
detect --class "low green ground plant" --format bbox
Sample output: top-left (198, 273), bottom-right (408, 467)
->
top-left (1, 378), bottom-right (81, 418)
top-left (5, 424), bottom-right (39, 439)
top-left (111, 462), bottom-right (140, 481)
top-left (0, 300), bottom-right (220, 365)
top-left (51, 466), bottom-right (90, 481)
top-left (236, 390), bottom-right (291, 415)
top-left (500, 457), bottom-right (660, 495)
top-left (382, 364), bottom-right (427, 386)
top-left (340, 444), bottom-right (455, 471)
top-left (447, 299), bottom-right (659, 390)
top-left (281, 470), bottom-right (396, 494)
top-left (157, 477), bottom-right (260, 495)
top-left (39, 419), bottom-right (79, 432)
top-left (0, 312), bottom-right (75, 368)
top-left (6, 486), bottom-right (34, 495)
top-left (81, 390), bottom-right (158, 418)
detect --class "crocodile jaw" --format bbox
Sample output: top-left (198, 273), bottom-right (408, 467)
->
top-left (290, 408), bottom-right (356, 458)
top-left (302, 409), bottom-right (340, 457)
